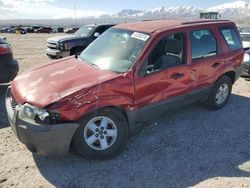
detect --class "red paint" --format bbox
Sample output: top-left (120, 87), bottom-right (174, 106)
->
top-left (11, 19), bottom-right (244, 122)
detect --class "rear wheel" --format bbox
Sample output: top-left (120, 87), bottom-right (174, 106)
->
top-left (205, 75), bottom-right (232, 110)
top-left (72, 108), bottom-right (129, 160)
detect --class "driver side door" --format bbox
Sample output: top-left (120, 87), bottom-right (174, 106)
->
top-left (133, 31), bottom-right (193, 122)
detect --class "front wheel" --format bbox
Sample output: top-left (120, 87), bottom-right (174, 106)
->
top-left (72, 108), bottom-right (129, 160)
top-left (205, 75), bottom-right (232, 110)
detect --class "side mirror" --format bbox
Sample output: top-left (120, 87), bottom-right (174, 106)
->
top-left (94, 32), bottom-right (100, 38)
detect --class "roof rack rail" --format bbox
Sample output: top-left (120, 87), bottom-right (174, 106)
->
top-left (182, 19), bottom-right (230, 25)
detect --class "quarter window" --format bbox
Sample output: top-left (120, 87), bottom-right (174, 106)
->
top-left (220, 28), bottom-right (242, 50)
top-left (191, 29), bottom-right (217, 61)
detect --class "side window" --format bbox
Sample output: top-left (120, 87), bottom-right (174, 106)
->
top-left (145, 32), bottom-right (186, 74)
top-left (220, 28), bottom-right (242, 50)
top-left (95, 26), bottom-right (107, 34)
top-left (191, 29), bottom-right (217, 61)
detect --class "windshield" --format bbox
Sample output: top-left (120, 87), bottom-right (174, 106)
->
top-left (74, 26), bottom-right (95, 37)
top-left (241, 34), bottom-right (250, 42)
top-left (79, 28), bottom-right (150, 73)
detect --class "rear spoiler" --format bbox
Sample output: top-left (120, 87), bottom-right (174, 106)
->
top-left (244, 47), bottom-right (250, 52)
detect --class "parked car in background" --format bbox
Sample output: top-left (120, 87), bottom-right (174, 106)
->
top-left (35, 27), bottom-right (52, 33)
top-left (240, 32), bottom-right (250, 48)
top-left (6, 19), bottom-right (244, 159)
top-left (46, 24), bottom-right (115, 59)
top-left (64, 27), bottom-right (79, 34)
top-left (242, 50), bottom-right (250, 77)
top-left (15, 27), bottom-right (27, 34)
top-left (57, 27), bottom-right (64, 33)
top-left (0, 27), bottom-right (15, 33)
top-left (240, 32), bottom-right (250, 77)
top-left (0, 37), bottom-right (19, 83)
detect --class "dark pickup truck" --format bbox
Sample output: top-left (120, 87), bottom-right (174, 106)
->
top-left (46, 24), bottom-right (115, 59)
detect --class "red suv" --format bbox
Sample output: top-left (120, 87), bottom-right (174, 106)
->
top-left (6, 19), bottom-right (244, 159)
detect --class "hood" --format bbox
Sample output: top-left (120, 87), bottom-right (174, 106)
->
top-left (47, 35), bottom-right (84, 43)
top-left (11, 57), bottom-right (119, 108)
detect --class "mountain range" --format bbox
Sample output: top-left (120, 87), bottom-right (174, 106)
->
top-left (101, 1), bottom-right (250, 19)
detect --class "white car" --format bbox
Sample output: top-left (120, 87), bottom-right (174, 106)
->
top-left (240, 32), bottom-right (250, 77)
top-left (240, 32), bottom-right (250, 48)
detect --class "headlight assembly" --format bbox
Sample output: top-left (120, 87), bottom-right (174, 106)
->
top-left (18, 103), bottom-right (59, 125)
top-left (58, 42), bottom-right (70, 50)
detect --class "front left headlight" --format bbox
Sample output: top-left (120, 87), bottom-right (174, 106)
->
top-left (58, 42), bottom-right (70, 50)
top-left (19, 103), bottom-right (50, 125)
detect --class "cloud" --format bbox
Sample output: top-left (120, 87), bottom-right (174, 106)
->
top-left (0, 0), bottom-right (109, 19)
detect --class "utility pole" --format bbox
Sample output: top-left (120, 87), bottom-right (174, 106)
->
top-left (74, 0), bottom-right (77, 26)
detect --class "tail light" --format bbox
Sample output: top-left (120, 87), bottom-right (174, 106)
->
top-left (0, 43), bottom-right (11, 54)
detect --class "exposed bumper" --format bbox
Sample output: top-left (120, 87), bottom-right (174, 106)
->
top-left (5, 87), bottom-right (80, 156)
top-left (0, 59), bottom-right (19, 83)
top-left (45, 48), bottom-right (70, 59)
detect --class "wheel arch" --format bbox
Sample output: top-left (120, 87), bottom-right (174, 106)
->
top-left (219, 71), bottom-right (236, 84)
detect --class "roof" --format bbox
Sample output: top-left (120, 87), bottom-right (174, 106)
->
top-left (115, 19), bottom-right (232, 33)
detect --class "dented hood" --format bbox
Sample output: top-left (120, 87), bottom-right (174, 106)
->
top-left (11, 57), bottom-right (119, 108)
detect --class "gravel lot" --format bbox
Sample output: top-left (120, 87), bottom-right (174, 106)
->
top-left (0, 33), bottom-right (250, 188)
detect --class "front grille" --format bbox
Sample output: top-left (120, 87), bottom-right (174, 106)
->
top-left (10, 91), bottom-right (20, 110)
top-left (47, 42), bottom-right (57, 49)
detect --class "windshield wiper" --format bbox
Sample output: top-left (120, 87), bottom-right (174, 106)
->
top-left (90, 63), bottom-right (100, 69)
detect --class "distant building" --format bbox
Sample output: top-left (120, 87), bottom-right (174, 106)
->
top-left (200, 12), bottom-right (219, 20)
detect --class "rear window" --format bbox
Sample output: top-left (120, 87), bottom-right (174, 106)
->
top-left (220, 28), bottom-right (242, 50)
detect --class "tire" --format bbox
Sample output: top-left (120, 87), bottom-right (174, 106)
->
top-left (72, 108), bottom-right (129, 160)
top-left (205, 75), bottom-right (232, 110)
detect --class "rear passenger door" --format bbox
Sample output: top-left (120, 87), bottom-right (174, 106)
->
top-left (188, 28), bottom-right (225, 90)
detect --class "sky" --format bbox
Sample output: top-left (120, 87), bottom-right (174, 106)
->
top-left (0, 0), bottom-right (250, 19)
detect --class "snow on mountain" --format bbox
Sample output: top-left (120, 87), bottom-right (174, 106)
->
top-left (113, 9), bottom-right (145, 18)
top-left (208, 0), bottom-right (250, 18)
top-left (107, 1), bottom-right (250, 19)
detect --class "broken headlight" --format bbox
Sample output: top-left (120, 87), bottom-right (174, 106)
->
top-left (18, 103), bottom-right (60, 125)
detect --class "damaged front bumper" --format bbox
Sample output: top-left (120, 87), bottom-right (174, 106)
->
top-left (5, 87), bottom-right (79, 156)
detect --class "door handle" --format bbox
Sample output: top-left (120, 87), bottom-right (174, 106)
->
top-left (212, 62), bottom-right (221, 68)
top-left (170, 73), bottom-right (185, 80)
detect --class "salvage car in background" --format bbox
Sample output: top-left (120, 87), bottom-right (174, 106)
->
top-left (240, 32), bottom-right (250, 77)
top-left (64, 27), bottom-right (79, 34)
top-left (46, 24), bottom-right (115, 59)
top-left (240, 32), bottom-right (250, 48)
top-left (0, 37), bottom-right (19, 83)
top-left (242, 50), bottom-right (250, 77)
top-left (35, 27), bottom-right (53, 33)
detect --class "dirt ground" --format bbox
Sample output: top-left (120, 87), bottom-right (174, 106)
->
top-left (0, 33), bottom-right (250, 188)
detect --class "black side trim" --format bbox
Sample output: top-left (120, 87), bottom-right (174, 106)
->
top-left (127, 85), bottom-right (213, 125)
